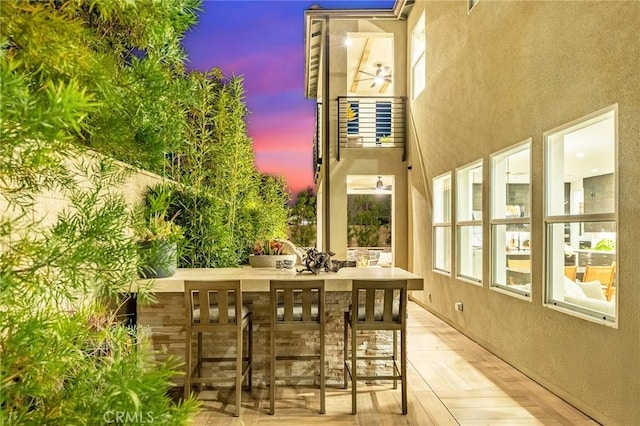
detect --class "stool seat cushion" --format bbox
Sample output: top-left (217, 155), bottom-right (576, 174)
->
top-left (348, 300), bottom-right (400, 322)
top-left (193, 305), bottom-right (250, 323)
top-left (276, 303), bottom-right (319, 321)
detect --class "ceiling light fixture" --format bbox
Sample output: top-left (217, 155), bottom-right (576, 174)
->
top-left (376, 176), bottom-right (384, 191)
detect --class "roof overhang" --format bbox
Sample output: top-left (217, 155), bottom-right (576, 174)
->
top-left (303, 0), bottom-right (413, 99)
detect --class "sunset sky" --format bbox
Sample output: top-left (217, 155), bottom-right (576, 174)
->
top-left (182, 0), bottom-right (395, 195)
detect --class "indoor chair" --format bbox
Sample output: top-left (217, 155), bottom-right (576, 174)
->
top-left (583, 262), bottom-right (616, 301)
top-left (564, 265), bottom-right (577, 281)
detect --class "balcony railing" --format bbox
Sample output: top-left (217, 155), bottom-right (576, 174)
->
top-left (337, 96), bottom-right (406, 160)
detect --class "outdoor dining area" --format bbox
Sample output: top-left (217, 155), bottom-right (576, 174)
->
top-left (137, 265), bottom-right (422, 417)
top-left (132, 264), bottom-right (597, 425)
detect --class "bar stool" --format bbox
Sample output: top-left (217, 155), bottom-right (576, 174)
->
top-left (270, 280), bottom-right (325, 414)
top-left (184, 280), bottom-right (252, 417)
top-left (343, 280), bottom-right (408, 414)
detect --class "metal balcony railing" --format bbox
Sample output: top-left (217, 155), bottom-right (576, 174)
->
top-left (337, 96), bottom-right (406, 160)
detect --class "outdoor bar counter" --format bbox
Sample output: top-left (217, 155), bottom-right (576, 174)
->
top-left (135, 267), bottom-right (423, 386)
top-left (142, 266), bottom-right (424, 292)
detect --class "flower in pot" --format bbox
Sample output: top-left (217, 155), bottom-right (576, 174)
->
top-left (136, 214), bottom-right (183, 278)
top-left (248, 239), bottom-right (298, 268)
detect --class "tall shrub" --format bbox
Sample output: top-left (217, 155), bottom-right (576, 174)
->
top-left (1, 1), bottom-right (198, 423)
top-left (289, 187), bottom-right (317, 247)
top-left (168, 72), bottom-right (289, 267)
top-left (1, 0), bottom-right (201, 174)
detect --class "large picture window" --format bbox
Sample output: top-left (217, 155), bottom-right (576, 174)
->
top-left (544, 106), bottom-right (617, 323)
top-left (456, 161), bottom-right (483, 283)
top-left (490, 141), bottom-right (531, 297)
top-left (411, 12), bottom-right (425, 100)
top-left (433, 172), bottom-right (451, 274)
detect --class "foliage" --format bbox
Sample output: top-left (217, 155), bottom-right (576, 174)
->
top-left (134, 184), bottom-right (184, 244)
top-left (0, 158), bottom-right (198, 424)
top-left (163, 185), bottom-right (236, 268)
top-left (166, 72), bottom-right (290, 266)
top-left (347, 194), bottom-right (391, 248)
top-left (1, 1), bottom-right (198, 423)
top-left (251, 174), bottom-right (290, 243)
top-left (252, 240), bottom-right (292, 256)
top-left (288, 187), bottom-right (317, 247)
top-left (135, 214), bottom-right (184, 244)
top-left (1, 0), bottom-right (201, 174)
top-left (594, 238), bottom-right (615, 252)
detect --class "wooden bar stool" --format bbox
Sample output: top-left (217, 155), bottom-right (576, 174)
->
top-left (270, 280), bottom-right (325, 415)
top-left (344, 280), bottom-right (408, 414)
top-left (184, 280), bottom-right (252, 417)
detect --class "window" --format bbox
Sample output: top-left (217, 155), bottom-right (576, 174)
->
top-left (347, 101), bottom-right (359, 135)
top-left (375, 101), bottom-right (391, 144)
top-left (490, 141), bottom-right (531, 297)
top-left (544, 106), bottom-right (617, 323)
top-left (456, 161), bottom-right (483, 283)
top-left (411, 12), bottom-right (426, 100)
top-left (433, 172), bottom-right (451, 273)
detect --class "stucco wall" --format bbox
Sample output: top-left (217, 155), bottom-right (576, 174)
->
top-left (326, 18), bottom-right (409, 266)
top-left (2, 149), bottom-right (164, 232)
top-left (406, 1), bottom-right (640, 425)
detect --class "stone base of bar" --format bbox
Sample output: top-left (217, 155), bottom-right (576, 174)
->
top-left (137, 292), bottom-right (396, 387)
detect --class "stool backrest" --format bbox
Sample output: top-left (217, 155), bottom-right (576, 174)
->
top-left (352, 280), bottom-right (407, 331)
top-left (270, 280), bottom-right (324, 329)
top-left (185, 280), bottom-right (242, 332)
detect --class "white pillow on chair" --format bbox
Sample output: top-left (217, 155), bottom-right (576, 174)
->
top-left (576, 280), bottom-right (606, 301)
top-left (564, 277), bottom-right (586, 298)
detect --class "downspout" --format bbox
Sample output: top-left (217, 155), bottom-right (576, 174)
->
top-left (322, 16), bottom-right (331, 253)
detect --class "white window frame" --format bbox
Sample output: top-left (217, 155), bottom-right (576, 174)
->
top-left (456, 160), bottom-right (483, 284)
top-left (543, 105), bottom-right (617, 325)
top-left (433, 172), bottom-right (452, 275)
top-left (411, 12), bottom-right (426, 100)
top-left (490, 139), bottom-right (532, 299)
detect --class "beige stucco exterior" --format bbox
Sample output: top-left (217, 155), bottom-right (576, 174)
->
top-left (405, 2), bottom-right (639, 425)
top-left (307, 1), bottom-right (639, 424)
top-left (314, 17), bottom-right (409, 267)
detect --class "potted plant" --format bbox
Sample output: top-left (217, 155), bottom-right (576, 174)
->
top-left (248, 239), bottom-right (298, 268)
top-left (136, 213), bottom-right (183, 278)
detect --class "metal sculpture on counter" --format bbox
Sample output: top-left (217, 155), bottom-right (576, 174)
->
top-left (299, 248), bottom-right (336, 274)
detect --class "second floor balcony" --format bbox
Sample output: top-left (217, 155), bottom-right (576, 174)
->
top-left (337, 96), bottom-right (406, 159)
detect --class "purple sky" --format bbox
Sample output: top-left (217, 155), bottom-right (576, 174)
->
top-left (182, 0), bottom-right (395, 194)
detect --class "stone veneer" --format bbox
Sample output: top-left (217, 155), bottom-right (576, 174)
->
top-left (138, 291), bottom-right (396, 388)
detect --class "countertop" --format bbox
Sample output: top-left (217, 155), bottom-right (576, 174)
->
top-left (136, 266), bottom-right (424, 292)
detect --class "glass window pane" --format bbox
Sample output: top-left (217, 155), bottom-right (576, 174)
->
top-left (491, 143), bottom-right (531, 219)
top-left (433, 173), bottom-right (451, 223)
top-left (412, 54), bottom-right (425, 99)
top-left (434, 226), bottom-right (451, 272)
top-left (546, 222), bottom-right (616, 320)
top-left (411, 13), bottom-right (425, 63)
top-left (546, 111), bottom-right (615, 216)
top-left (492, 224), bottom-right (531, 288)
top-left (457, 162), bottom-right (482, 222)
top-left (411, 12), bottom-right (425, 99)
top-left (457, 225), bottom-right (482, 281)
